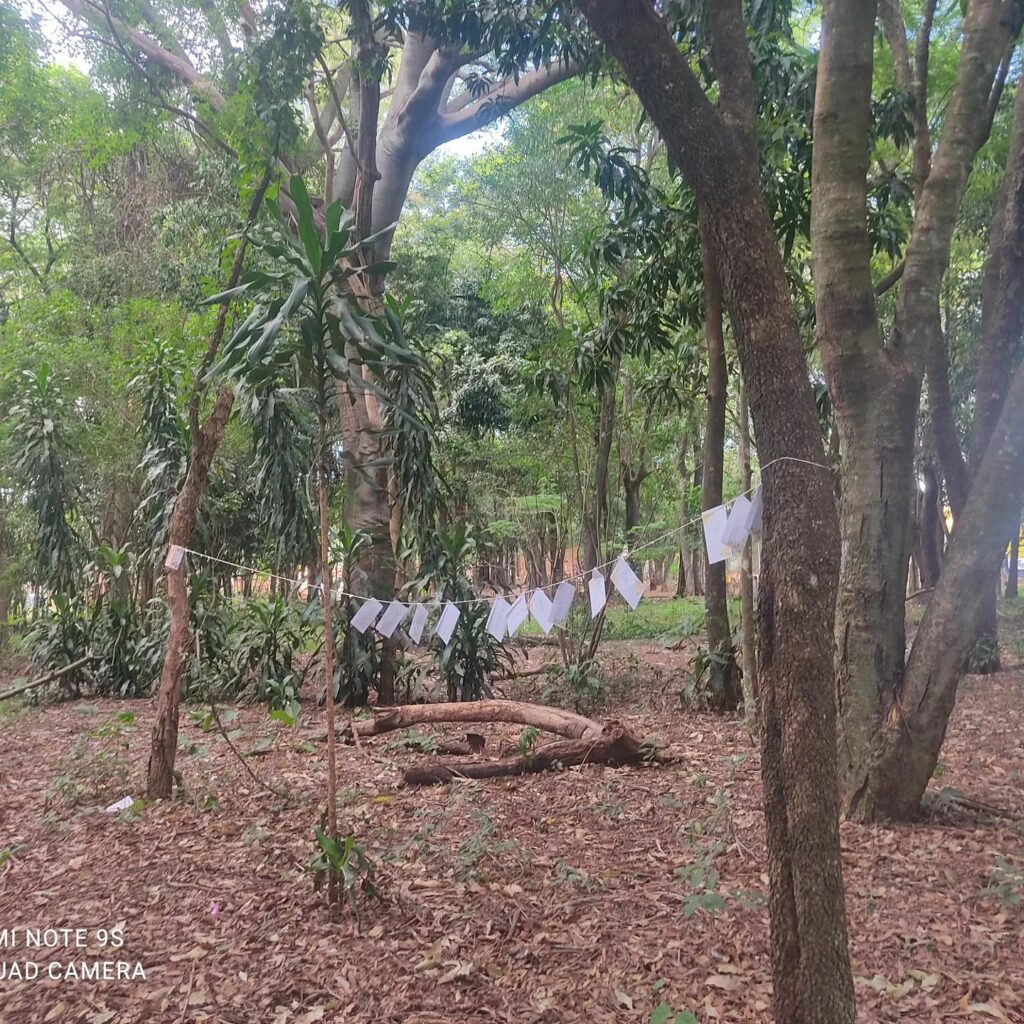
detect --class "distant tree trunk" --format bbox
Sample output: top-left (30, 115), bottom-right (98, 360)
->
top-left (699, 212), bottom-right (741, 711)
top-left (1006, 519), bottom-right (1020, 597)
top-left (583, 372), bottom-right (619, 571)
top-left (917, 462), bottom-right (943, 588)
top-left (738, 385), bottom-right (758, 722)
top-left (675, 547), bottom-right (687, 597)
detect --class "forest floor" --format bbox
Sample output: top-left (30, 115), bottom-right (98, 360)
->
top-left (1, 630), bottom-right (1024, 1024)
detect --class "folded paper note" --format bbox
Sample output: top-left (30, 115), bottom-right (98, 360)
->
top-left (611, 556), bottom-right (644, 609)
top-left (434, 602), bottom-right (460, 644)
top-left (588, 570), bottom-right (606, 618)
top-left (164, 544), bottom-right (185, 570)
top-left (745, 488), bottom-right (763, 534)
top-left (551, 580), bottom-right (575, 625)
top-left (375, 600), bottom-right (409, 638)
top-left (702, 505), bottom-right (730, 565)
top-left (722, 495), bottom-right (752, 549)
top-left (104, 795), bottom-right (134, 814)
top-left (408, 603), bottom-right (429, 644)
top-left (485, 597), bottom-right (511, 641)
top-left (350, 598), bottom-right (383, 634)
top-left (529, 589), bottom-right (554, 634)
top-left (506, 593), bottom-right (529, 636)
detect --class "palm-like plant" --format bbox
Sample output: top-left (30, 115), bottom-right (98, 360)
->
top-left (8, 364), bottom-right (78, 594)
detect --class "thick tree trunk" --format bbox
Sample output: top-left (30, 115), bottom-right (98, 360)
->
top-left (699, 214), bottom-right (740, 710)
top-left (854, 352), bottom-right (1024, 818)
top-left (577, 3), bottom-right (855, 1020)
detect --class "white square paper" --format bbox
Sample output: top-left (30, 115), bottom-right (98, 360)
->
top-left (551, 580), bottom-right (575, 625)
top-left (408, 603), bottom-right (429, 644)
top-left (610, 556), bottom-right (645, 610)
top-left (485, 597), bottom-right (510, 641)
top-left (506, 594), bottom-right (529, 636)
top-left (350, 597), bottom-right (383, 634)
top-left (164, 544), bottom-right (185, 570)
top-left (721, 495), bottom-right (752, 549)
top-left (702, 505), bottom-right (730, 565)
top-left (434, 602), bottom-right (460, 644)
top-left (529, 589), bottom-right (554, 634)
top-left (588, 570), bottom-right (606, 618)
top-left (375, 600), bottom-right (409, 638)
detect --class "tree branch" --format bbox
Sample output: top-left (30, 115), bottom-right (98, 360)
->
top-left (432, 59), bottom-right (579, 146)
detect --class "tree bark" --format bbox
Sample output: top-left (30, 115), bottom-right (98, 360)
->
top-left (145, 171), bottom-right (272, 800)
top-left (739, 385), bottom-right (758, 722)
top-left (576, 2), bottom-right (854, 1020)
top-left (699, 212), bottom-right (740, 711)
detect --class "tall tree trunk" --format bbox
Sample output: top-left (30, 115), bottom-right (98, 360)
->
top-left (577, 3), bottom-right (855, 1020)
top-left (583, 374), bottom-right (619, 571)
top-left (739, 385), bottom-right (758, 722)
top-left (699, 213), bottom-right (740, 710)
top-left (917, 461), bottom-right (943, 588)
top-left (146, 171), bottom-right (271, 799)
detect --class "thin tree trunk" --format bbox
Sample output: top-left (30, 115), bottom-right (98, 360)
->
top-left (699, 212), bottom-right (740, 711)
top-left (1007, 519), bottom-right (1020, 598)
top-left (146, 170), bottom-right (272, 800)
top-left (739, 385), bottom-right (758, 722)
top-left (317, 410), bottom-right (340, 907)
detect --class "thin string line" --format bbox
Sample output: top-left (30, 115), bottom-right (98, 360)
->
top-left (174, 455), bottom-right (829, 608)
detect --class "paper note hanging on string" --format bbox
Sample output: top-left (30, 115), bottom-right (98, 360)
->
top-left (745, 488), bottom-right (764, 535)
top-left (485, 597), bottom-right (511, 641)
top-left (721, 495), bottom-right (752, 549)
top-left (702, 505), bottom-right (730, 564)
top-left (611, 556), bottom-right (645, 610)
top-left (551, 580), bottom-right (575, 625)
top-left (350, 598), bottom-right (383, 634)
top-left (164, 545), bottom-right (185, 571)
top-left (506, 593), bottom-right (529, 636)
top-left (434, 602), bottom-right (460, 644)
top-left (408, 603), bottom-right (429, 644)
top-left (375, 600), bottom-right (408, 638)
top-left (529, 590), bottom-right (554, 634)
top-left (588, 570), bottom-right (606, 618)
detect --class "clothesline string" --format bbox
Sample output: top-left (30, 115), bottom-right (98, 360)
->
top-left (173, 455), bottom-right (830, 607)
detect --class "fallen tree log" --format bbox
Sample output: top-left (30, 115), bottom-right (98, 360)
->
top-left (403, 722), bottom-right (643, 785)
top-left (0, 656), bottom-right (96, 702)
top-left (349, 699), bottom-right (604, 742)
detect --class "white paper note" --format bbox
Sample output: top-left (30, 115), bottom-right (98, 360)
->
top-left (104, 795), bottom-right (134, 814)
top-left (506, 594), bottom-right (529, 636)
top-left (485, 597), bottom-right (510, 641)
top-left (164, 544), bottom-right (185, 570)
top-left (745, 488), bottom-right (764, 535)
top-left (350, 597), bottom-right (383, 634)
top-left (611, 556), bottom-right (645, 610)
top-left (375, 600), bottom-right (409, 638)
top-left (702, 505), bottom-right (730, 565)
top-left (588, 570), bottom-right (606, 618)
top-left (721, 495), bottom-right (752, 549)
top-left (408, 603), bottom-right (429, 644)
top-left (550, 580), bottom-right (575, 625)
top-left (434, 601), bottom-right (460, 644)
top-left (529, 589), bottom-right (554, 634)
